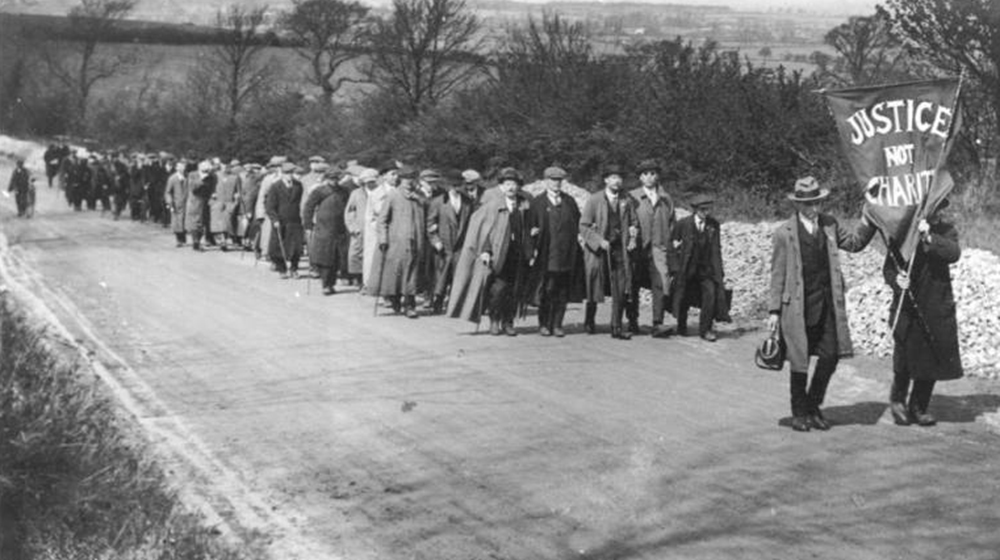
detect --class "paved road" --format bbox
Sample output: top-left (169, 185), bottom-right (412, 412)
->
top-left (3, 158), bottom-right (1000, 560)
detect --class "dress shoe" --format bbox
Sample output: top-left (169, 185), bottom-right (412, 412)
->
top-left (279, 272), bottom-right (289, 279)
top-left (405, 308), bottom-right (419, 319)
top-left (651, 325), bottom-right (672, 338)
top-left (611, 328), bottom-right (632, 340)
top-left (323, 287), bottom-right (335, 296)
top-left (489, 321), bottom-right (501, 336)
top-left (808, 410), bottom-right (831, 431)
top-left (539, 326), bottom-right (552, 337)
top-left (627, 322), bottom-right (640, 335)
top-left (584, 322), bottom-right (595, 334)
top-left (790, 416), bottom-right (811, 432)
top-left (503, 323), bottom-right (517, 336)
top-left (553, 327), bottom-right (565, 338)
top-left (889, 402), bottom-right (912, 426)
top-left (700, 330), bottom-right (718, 342)
top-left (911, 410), bottom-right (937, 427)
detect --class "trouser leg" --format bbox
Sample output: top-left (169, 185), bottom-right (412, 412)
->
top-left (909, 379), bottom-right (936, 414)
top-left (585, 302), bottom-right (597, 331)
top-left (698, 277), bottom-right (717, 335)
top-left (790, 371), bottom-right (809, 418)
top-left (890, 369), bottom-right (911, 404)
top-left (807, 356), bottom-right (838, 412)
top-left (648, 259), bottom-right (664, 325)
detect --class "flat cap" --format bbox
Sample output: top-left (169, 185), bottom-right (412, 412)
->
top-left (461, 169), bottom-right (481, 182)
top-left (358, 168), bottom-right (379, 183)
top-left (689, 193), bottom-right (715, 208)
top-left (419, 168), bottom-right (442, 182)
top-left (280, 162), bottom-right (297, 173)
top-left (543, 166), bottom-right (567, 180)
top-left (398, 165), bottom-right (418, 180)
top-left (636, 159), bottom-right (661, 175)
top-left (497, 167), bottom-right (524, 184)
top-left (308, 155), bottom-right (326, 163)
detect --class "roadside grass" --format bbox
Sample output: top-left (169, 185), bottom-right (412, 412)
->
top-left (0, 295), bottom-right (255, 560)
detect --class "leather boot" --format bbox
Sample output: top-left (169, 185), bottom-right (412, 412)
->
top-left (909, 379), bottom-right (937, 426)
top-left (790, 372), bottom-right (810, 432)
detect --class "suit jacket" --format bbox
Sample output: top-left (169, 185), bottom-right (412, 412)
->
top-left (769, 214), bottom-right (875, 372)
top-left (427, 191), bottom-right (473, 255)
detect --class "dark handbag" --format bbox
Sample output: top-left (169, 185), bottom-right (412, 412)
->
top-left (755, 324), bottom-right (785, 371)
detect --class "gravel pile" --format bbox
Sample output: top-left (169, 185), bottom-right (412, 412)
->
top-left (720, 220), bottom-right (1000, 379)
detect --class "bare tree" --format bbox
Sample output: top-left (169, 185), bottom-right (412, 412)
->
top-left (210, 4), bottom-right (276, 133)
top-left (281, 0), bottom-right (370, 103)
top-left (823, 14), bottom-right (904, 86)
top-left (879, 0), bottom-right (1000, 168)
top-left (40, 0), bottom-right (137, 129)
top-left (365, 0), bottom-right (485, 116)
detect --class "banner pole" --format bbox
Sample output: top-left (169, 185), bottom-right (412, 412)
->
top-left (888, 70), bottom-right (966, 336)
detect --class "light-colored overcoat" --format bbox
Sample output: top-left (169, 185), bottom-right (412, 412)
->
top-left (447, 193), bottom-right (533, 322)
top-left (344, 184), bottom-right (368, 277)
top-left (367, 187), bottom-right (427, 297)
top-left (165, 172), bottom-right (187, 234)
top-left (210, 172), bottom-right (241, 234)
top-left (579, 190), bottom-right (636, 302)
top-left (769, 214), bottom-right (875, 372)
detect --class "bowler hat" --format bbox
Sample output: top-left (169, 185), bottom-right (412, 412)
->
top-left (497, 167), bottom-right (523, 185)
top-left (543, 166), bottom-right (567, 180)
top-left (601, 164), bottom-right (624, 179)
top-left (787, 176), bottom-right (829, 202)
top-left (636, 159), bottom-right (661, 175)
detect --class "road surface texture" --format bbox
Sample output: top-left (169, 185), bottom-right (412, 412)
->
top-left (3, 157), bottom-right (1000, 560)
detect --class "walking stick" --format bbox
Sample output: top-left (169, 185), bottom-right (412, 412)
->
top-left (252, 226), bottom-right (261, 268)
top-left (372, 245), bottom-right (388, 316)
top-left (275, 222), bottom-right (291, 276)
top-left (473, 259), bottom-right (490, 334)
top-left (606, 246), bottom-right (616, 329)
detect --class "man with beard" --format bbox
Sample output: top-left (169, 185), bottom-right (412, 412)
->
top-left (528, 166), bottom-right (584, 337)
top-left (448, 167), bottom-right (534, 336)
top-left (628, 159), bottom-right (677, 338)
top-left (426, 169), bottom-right (473, 314)
top-left (186, 160), bottom-right (216, 251)
top-left (266, 162), bottom-right (305, 278)
top-left (580, 164), bottom-right (638, 339)
top-left (368, 165), bottom-right (428, 318)
top-left (303, 169), bottom-right (351, 295)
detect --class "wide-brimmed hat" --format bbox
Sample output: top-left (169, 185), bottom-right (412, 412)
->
top-left (497, 167), bottom-right (523, 185)
top-left (787, 176), bottom-right (829, 202)
top-left (636, 159), bottom-right (661, 175)
top-left (689, 193), bottom-right (715, 208)
top-left (543, 166), bottom-right (567, 180)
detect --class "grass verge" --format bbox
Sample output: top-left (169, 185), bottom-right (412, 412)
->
top-left (0, 293), bottom-right (255, 560)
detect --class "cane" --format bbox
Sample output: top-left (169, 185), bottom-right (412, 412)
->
top-left (473, 259), bottom-right (490, 334)
top-left (275, 222), bottom-right (291, 276)
top-left (605, 246), bottom-right (616, 324)
top-left (372, 245), bottom-right (388, 316)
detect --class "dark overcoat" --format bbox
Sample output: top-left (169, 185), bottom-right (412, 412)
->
top-left (185, 172), bottom-right (216, 233)
top-left (579, 190), bottom-right (636, 303)
top-left (526, 193), bottom-right (586, 305)
top-left (447, 193), bottom-right (534, 322)
top-left (769, 214), bottom-right (876, 372)
top-left (427, 190), bottom-right (473, 295)
top-left (670, 214), bottom-right (726, 316)
top-left (367, 187), bottom-right (427, 297)
top-left (885, 221), bottom-right (963, 381)
top-left (266, 179), bottom-right (304, 262)
top-left (303, 183), bottom-right (350, 270)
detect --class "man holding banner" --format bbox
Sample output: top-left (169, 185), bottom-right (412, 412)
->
top-left (824, 77), bottom-right (965, 426)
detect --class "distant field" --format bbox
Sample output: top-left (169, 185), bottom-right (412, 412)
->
top-left (89, 44), bottom-right (374, 105)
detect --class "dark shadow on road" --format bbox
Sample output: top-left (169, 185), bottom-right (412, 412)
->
top-left (822, 401), bottom-right (888, 426)
top-left (930, 394), bottom-right (1000, 423)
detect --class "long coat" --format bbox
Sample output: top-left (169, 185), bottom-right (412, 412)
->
top-left (526, 192), bottom-right (586, 304)
top-left (670, 214), bottom-right (725, 316)
top-left (885, 221), bottom-right (963, 381)
top-left (769, 214), bottom-right (876, 372)
top-left (165, 172), bottom-right (188, 233)
top-left (303, 183), bottom-right (350, 270)
top-left (256, 173), bottom-right (280, 255)
top-left (265, 179), bottom-right (304, 262)
top-left (185, 172), bottom-right (216, 233)
top-left (427, 190), bottom-right (473, 296)
top-left (447, 193), bottom-right (534, 323)
top-left (344, 184), bottom-right (368, 276)
top-left (210, 172), bottom-right (241, 234)
top-left (629, 185), bottom-right (678, 287)
top-left (579, 190), bottom-right (636, 303)
top-left (367, 187), bottom-right (427, 297)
